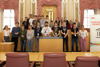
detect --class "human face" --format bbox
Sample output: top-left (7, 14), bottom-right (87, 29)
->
top-left (63, 22), bottom-right (66, 27)
top-left (55, 23), bottom-right (57, 27)
top-left (81, 26), bottom-right (84, 30)
top-left (45, 23), bottom-right (48, 27)
top-left (15, 23), bottom-right (19, 27)
top-left (37, 23), bottom-right (40, 26)
top-left (25, 18), bottom-right (27, 21)
top-left (73, 24), bottom-right (76, 29)
top-left (29, 26), bottom-right (32, 30)
top-left (5, 26), bottom-right (8, 30)
top-left (21, 26), bottom-right (24, 30)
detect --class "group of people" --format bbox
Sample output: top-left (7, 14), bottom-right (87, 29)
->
top-left (2, 14), bottom-right (88, 52)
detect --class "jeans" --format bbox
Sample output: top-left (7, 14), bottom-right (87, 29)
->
top-left (27, 38), bottom-right (33, 52)
top-left (11, 37), bottom-right (18, 52)
top-left (35, 38), bottom-right (39, 52)
top-left (21, 40), bottom-right (26, 52)
top-left (72, 38), bottom-right (78, 52)
top-left (63, 36), bottom-right (68, 52)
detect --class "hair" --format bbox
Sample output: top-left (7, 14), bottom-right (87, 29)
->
top-left (28, 25), bottom-right (32, 29)
top-left (35, 15), bottom-right (37, 17)
top-left (38, 15), bottom-right (41, 17)
top-left (25, 17), bottom-right (27, 18)
top-left (3, 25), bottom-right (8, 30)
top-left (46, 15), bottom-right (48, 17)
top-left (81, 25), bottom-right (84, 27)
top-left (45, 21), bottom-right (48, 24)
top-left (54, 22), bottom-right (57, 24)
top-left (15, 22), bottom-right (19, 24)
top-left (29, 14), bottom-right (31, 15)
top-left (41, 15), bottom-right (44, 17)
top-left (21, 25), bottom-right (25, 27)
top-left (73, 22), bottom-right (76, 25)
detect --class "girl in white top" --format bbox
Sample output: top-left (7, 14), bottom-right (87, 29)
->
top-left (79, 25), bottom-right (88, 52)
top-left (3, 25), bottom-right (10, 42)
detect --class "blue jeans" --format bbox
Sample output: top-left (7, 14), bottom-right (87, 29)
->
top-left (27, 38), bottom-right (33, 52)
top-left (21, 40), bottom-right (26, 52)
top-left (72, 38), bottom-right (78, 52)
top-left (35, 38), bottom-right (39, 52)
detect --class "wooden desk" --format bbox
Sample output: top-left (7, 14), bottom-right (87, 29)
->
top-left (0, 42), bottom-right (14, 52)
top-left (39, 37), bottom-right (63, 52)
top-left (0, 52), bottom-right (100, 62)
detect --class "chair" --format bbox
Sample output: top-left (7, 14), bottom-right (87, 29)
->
top-left (4, 53), bottom-right (35, 67)
top-left (40, 53), bottom-right (69, 67)
top-left (68, 56), bottom-right (99, 67)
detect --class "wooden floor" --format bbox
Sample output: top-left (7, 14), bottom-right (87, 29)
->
top-left (0, 52), bottom-right (100, 62)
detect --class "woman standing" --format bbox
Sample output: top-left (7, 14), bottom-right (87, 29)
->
top-left (27, 25), bottom-right (34, 52)
top-left (35, 22), bottom-right (42, 52)
top-left (3, 25), bottom-right (10, 42)
top-left (79, 25), bottom-right (88, 52)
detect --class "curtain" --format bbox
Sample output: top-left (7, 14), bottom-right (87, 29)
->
top-left (0, 0), bottom-right (19, 23)
top-left (80, 0), bottom-right (100, 25)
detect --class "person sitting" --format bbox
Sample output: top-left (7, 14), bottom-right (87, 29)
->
top-left (41, 21), bottom-right (52, 37)
top-left (52, 22), bottom-right (60, 37)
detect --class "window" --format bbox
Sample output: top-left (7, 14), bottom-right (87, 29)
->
top-left (84, 9), bottom-right (94, 28)
top-left (3, 9), bottom-right (15, 32)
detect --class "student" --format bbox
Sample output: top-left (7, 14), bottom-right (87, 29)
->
top-left (23, 17), bottom-right (29, 29)
top-left (71, 23), bottom-right (79, 52)
top-left (75, 18), bottom-right (80, 29)
top-left (52, 22), bottom-right (60, 37)
top-left (41, 21), bottom-right (52, 37)
top-left (29, 14), bottom-right (35, 26)
top-left (27, 25), bottom-right (34, 52)
top-left (61, 22), bottom-right (69, 52)
top-left (40, 15), bottom-right (45, 28)
top-left (79, 25), bottom-right (88, 52)
top-left (32, 20), bottom-right (37, 29)
top-left (55, 17), bottom-right (60, 27)
top-left (27, 14), bottom-right (32, 24)
top-left (3, 25), bottom-right (10, 42)
top-left (50, 21), bottom-right (54, 28)
top-left (37, 15), bottom-right (41, 22)
top-left (35, 22), bottom-right (42, 52)
top-left (45, 15), bottom-right (50, 25)
top-left (11, 22), bottom-right (20, 52)
top-left (20, 26), bottom-right (27, 52)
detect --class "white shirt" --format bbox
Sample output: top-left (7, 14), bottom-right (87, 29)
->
top-left (41, 27), bottom-right (52, 36)
top-left (79, 30), bottom-right (88, 39)
top-left (4, 30), bottom-right (10, 36)
top-left (29, 18), bottom-right (34, 26)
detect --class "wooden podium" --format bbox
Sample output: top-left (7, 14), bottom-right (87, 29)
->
top-left (0, 42), bottom-right (14, 52)
top-left (39, 37), bottom-right (63, 52)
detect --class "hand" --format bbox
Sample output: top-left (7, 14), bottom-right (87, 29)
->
top-left (28, 39), bottom-right (30, 41)
top-left (21, 35), bottom-right (24, 37)
top-left (37, 36), bottom-right (39, 38)
top-left (3, 40), bottom-right (5, 42)
top-left (84, 37), bottom-right (86, 40)
top-left (64, 35), bottom-right (66, 38)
